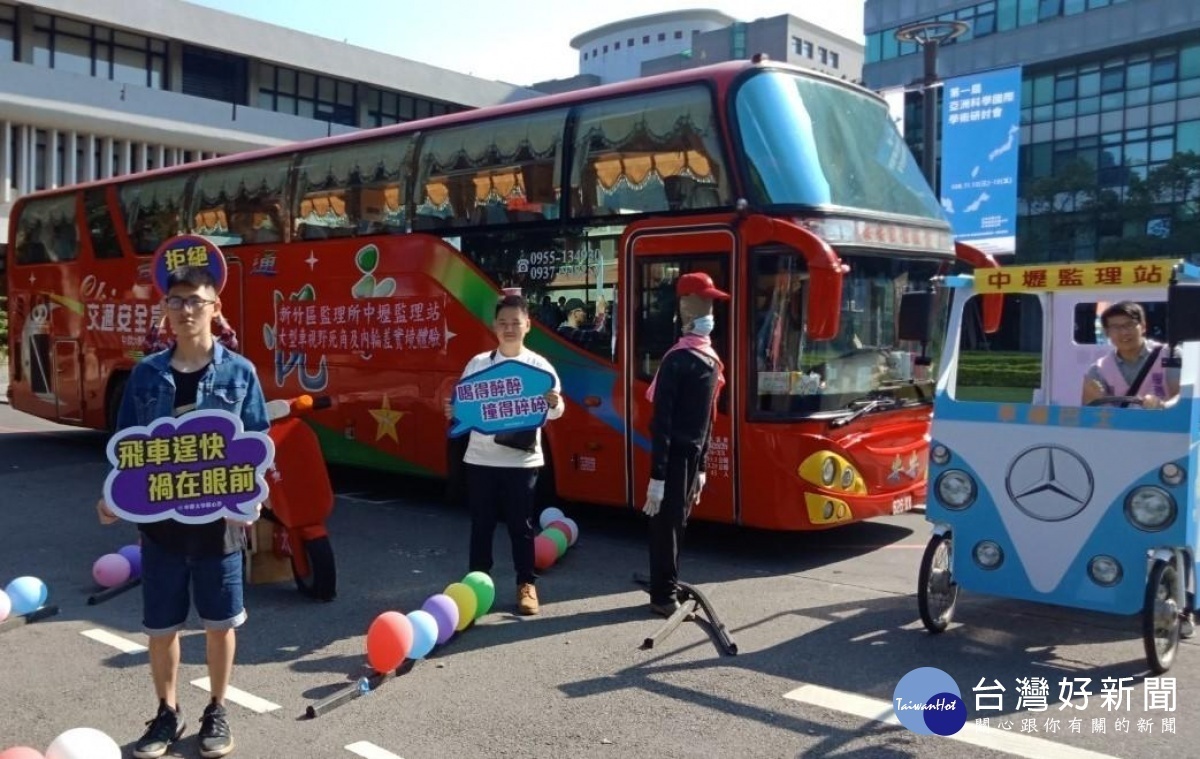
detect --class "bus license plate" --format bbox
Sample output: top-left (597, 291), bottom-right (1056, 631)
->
top-left (892, 495), bottom-right (914, 514)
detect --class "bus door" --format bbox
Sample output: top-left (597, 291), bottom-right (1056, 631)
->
top-left (53, 338), bottom-right (83, 422)
top-left (623, 220), bottom-right (736, 522)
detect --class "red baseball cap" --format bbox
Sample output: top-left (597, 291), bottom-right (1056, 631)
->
top-left (676, 272), bottom-right (730, 300)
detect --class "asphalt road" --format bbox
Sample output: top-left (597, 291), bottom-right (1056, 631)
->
top-left (0, 402), bottom-right (1193, 758)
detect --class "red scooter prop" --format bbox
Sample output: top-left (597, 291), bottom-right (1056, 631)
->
top-left (262, 394), bottom-right (337, 601)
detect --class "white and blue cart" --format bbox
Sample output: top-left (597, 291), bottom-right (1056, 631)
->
top-left (909, 258), bottom-right (1200, 673)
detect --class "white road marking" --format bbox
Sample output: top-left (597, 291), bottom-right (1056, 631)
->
top-left (190, 677), bottom-right (281, 713)
top-left (345, 741), bottom-right (404, 759)
top-left (783, 683), bottom-right (1121, 759)
top-left (80, 628), bottom-right (147, 654)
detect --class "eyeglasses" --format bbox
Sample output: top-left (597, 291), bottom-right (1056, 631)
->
top-left (165, 295), bottom-right (217, 311)
top-left (1105, 320), bottom-right (1141, 333)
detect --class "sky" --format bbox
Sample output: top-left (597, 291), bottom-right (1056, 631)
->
top-left (184, 0), bottom-right (865, 87)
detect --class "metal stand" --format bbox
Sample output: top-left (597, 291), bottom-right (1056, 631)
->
top-left (305, 659), bottom-right (415, 719)
top-left (0, 605), bottom-right (61, 633)
top-left (88, 577), bottom-right (141, 605)
top-left (633, 573), bottom-right (737, 656)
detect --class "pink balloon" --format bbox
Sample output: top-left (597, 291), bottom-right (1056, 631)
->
top-left (0, 747), bottom-right (46, 759)
top-left (92, 553), bottom-right (132, 588)
top-left (0, 590), bottom-right (10, 623)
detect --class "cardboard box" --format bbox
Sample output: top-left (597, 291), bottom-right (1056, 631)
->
top-left (245, 519), bottom-right (294, 585)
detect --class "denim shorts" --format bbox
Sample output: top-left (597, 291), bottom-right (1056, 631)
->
top-left (141, 538), bottom-right (247, 635)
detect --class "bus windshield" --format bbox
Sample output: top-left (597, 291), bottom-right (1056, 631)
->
top-left (735, 70), bottom-right (945, 221)
top-left (751, 251), bottom-right (949, 419)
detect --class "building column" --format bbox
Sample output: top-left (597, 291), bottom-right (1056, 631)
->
top-left (156, 144), bottom-right (165, 170)
top-left (65, 131), bottom-right (78, 186)
top-left (101, 137), bottom-right (114, 179)
top-left (21, 126), bottom-right (34, 194)
top-left (121, 139), bottom-right (132, 175)
top-left (48, 129), bottom-right (59, 189)
top-left (137, 142), bottom-right (148, 172)
top-left (85, 134), bottom-right (97, 182)
top-left (172, 147), bottom-right (182, 166)
top-left (0, 120), bottom-right (10, 202)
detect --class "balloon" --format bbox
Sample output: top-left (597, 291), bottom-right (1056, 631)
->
top-left (365, 611), bottom-right (413, 674)
top-left (118, 544), bottom-right (142, 579)
top-left (45, 727), bottom-right (120, 759)
top-left (405, 610), bottom-right (439, 660)
top-left (562, 517), bottom-right (579, 546)
top-left (422, 594), bottom-right (460, 645)
top-left (92, 554), bottom-right (132, 588)
top-left (443, 583), bottom-right (477, 631)
top-left (4, 577), bottom-right (47, 616)
top-left (461, 571), bottom-right (496, 617)
top-left (0, 747), bottom-right (45, 759)
top-left (543, 527), bottom-right (569, 558)
top-left (547, 519), bottom-right (575, 545)
top-left (534, 535), bottom-right (558, 570)
top-left (0, 590), bottom-right (11, 624)
top-left (538, 507), bottom-right (565, 529)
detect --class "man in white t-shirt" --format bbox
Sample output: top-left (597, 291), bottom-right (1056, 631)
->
top-left (445, 294), bottom-right (564, 615)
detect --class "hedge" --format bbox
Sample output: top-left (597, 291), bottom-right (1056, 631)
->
top-left (957, 350), bottom-right (1041, 388)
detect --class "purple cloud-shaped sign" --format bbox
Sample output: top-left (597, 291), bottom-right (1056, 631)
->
top-left (103, 409), bottom-right (275, 524)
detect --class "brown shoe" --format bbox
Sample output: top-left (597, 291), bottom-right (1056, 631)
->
top-left (517, 583), bottom-right (539, 615)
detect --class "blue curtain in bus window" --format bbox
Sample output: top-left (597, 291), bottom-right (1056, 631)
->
top-left (735, 73), bottom-right (831, 207)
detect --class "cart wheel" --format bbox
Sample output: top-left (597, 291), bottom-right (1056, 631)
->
top-left (1143, 558), bottom-right (1182, 674)
top-left (918, 533), bottom-right (958, 633)
top-left (293, 535), bottom-right (337, 602)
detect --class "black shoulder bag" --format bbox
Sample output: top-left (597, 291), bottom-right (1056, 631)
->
top-left (488, 351), bottom-right (540, 452)
top-left (1121, 345), bottom-right (1163, 408)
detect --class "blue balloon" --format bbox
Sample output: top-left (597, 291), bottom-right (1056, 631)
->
top-left (406, 609), bottom-right (439, 660)
top-left (5, 576), bottom-right (47, 616)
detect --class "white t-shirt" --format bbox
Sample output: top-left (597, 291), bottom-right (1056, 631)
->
top-left (460, 347), bottom-right (564, 469)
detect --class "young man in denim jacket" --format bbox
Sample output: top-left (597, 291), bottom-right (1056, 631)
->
top-left (98, 266), bottom-right (268, 759)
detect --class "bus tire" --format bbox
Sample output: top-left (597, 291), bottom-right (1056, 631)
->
top-left (105, 373), bottom-right (129, 433)
top-left (293, 535), bottom-right (337, 602)
top-left (1143, 558), bottom-right (1181, 674)
top-left (917, 533), bottom-right (958, 633)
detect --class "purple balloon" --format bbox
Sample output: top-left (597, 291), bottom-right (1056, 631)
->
top-left (118, 544), bottom-right (142, 579)
top-left (422, 593), bottom-right (460, 645)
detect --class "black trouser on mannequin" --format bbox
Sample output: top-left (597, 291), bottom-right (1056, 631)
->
top-left (466, 463), bottom-right (538, 586)
top-left (649, 452), bottom-right (701, 605)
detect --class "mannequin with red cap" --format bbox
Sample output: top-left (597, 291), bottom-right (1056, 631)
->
top-left (642, 271), bottom-right (729, 616)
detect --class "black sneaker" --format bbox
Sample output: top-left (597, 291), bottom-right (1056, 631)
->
top-left (133, 700), bottom-right (184, 759)
top-left (198, 701), bottom-right (235, 758)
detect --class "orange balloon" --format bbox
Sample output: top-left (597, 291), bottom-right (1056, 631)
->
top-left (0, 749), bottom-right (45, 759)
top-left (365, 611), bottom-right (413, 674)
top-left (534, 535), bottom-right (558, 571)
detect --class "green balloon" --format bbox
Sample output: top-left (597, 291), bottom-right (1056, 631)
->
top-left (544, 527), bottom-right (569, 558)
top-left (462, 571), bottom-right (496, 617)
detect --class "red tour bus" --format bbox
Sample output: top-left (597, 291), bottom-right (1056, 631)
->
top-left (4, 58), bottom-right (999, 531)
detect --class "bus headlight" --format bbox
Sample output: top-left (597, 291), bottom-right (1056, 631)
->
top-left (931, 444), bottom-right (950, 465)
top-left (973, 540), bottom-right (1003, 569)
top-left (1160, 463), bottom-right (1185, 487)
top-left (1125, 487), bottom-right (1176, 531)
top-left (840, 466), bottom-right (855, 490)
top-left (1088, 555), bottom-right (1123, 587)
top-left (821, 457), bottom-right (837, 486)
top-left (935, 470), bottom-right (976, 509)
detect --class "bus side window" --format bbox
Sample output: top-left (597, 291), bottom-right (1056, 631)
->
top-left (15, 195), bottom-right (78, 263)
top-left (120, 175), bottom-right (191, 255)
top-left (294, 136), bottom-right (412, 239)
top-left (85, 188), bottom-right (122, 259)
top-left (568, 86), bottom-right (731, 220)
top-left (190, 158), bottom-right (290, 247)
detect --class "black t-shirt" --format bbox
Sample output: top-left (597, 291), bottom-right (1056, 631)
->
top-left (138, 364), bottom-right (247, 557)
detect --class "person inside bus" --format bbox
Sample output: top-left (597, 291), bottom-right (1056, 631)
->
top-left (97, 266), bottom-right (268, 759)
top-left (1081, 301), bottom-right (1179, 410)
top-left (642, 272), bottom-right (728, 617)
top-left (443, 294), bottom-right (564, 616)
top-left (556, 297), bottom-right (610, 350)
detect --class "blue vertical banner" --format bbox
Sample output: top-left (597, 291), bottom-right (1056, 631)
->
top-left (940, 66), bottom-right (1022, 256)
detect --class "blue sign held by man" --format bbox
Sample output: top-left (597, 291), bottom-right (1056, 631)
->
top-left (449, 360), bottom-right (556, 437)
top-left (940, 66), bottom-right (1023, 256)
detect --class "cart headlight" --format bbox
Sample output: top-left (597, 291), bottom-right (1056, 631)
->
top-left (1088, 555), bottom-right (1123, 587)
top-left (936, 470), bottom-right (976, 509)
top-left (931, 444), bottom-right (950, 466)
top-left (973, 540), bottom-right (1003, 569)
top-left (1160, 463), bottom-right (1185, 487)
top-left (821, 457), bottom-right (837, 486)
top-left (1125, 486), bottom-right (1176, 531)
top-left (823, 500), bottom-right (835, 520)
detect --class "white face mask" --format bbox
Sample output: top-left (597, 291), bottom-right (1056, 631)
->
top-left (690, 314), bottom-right (714, 337)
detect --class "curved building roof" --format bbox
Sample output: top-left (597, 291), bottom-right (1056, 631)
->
top-left (570, 9), bottom-right (737, 49)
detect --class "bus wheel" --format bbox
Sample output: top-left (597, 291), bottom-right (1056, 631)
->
top-left (293, 535), bottom-right (337, 602)
top-left (918, 533), bottom-right (958, 633)
top-left (1143, 558), bottom-right (1182, 673)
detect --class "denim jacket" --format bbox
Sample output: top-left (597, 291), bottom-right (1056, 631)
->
top-left (116, 342), bottom-right (269, 433)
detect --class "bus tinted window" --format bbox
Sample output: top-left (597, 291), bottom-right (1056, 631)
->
top-left (190, 158), bottom-right (291, 246)
top-left (15, 194), bottom-right (78, 264)
top-left (414, 109), bottom-right (566, 230)
top-left (294, 137), bottom-right (414, 240)
top-left (84, 188), bottom-right (121, 259)
top-left (570, 86), bottom-right (730, 219)
top-left (120, 175), bottom-right (191, 255)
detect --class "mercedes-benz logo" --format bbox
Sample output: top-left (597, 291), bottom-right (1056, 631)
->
top-left (1005, 445), bottom-right (1094, 522)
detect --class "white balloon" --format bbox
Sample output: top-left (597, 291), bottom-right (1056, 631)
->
top-left (45, 727), bottom-right (121, 759)
top-left (538, 507), bottom-right (565, 529)
top-left (562, 517), bottom-right (579, 546)
top-left (0, 589), bottom-right (10, 623)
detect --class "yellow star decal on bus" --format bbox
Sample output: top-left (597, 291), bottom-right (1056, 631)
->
top-left (369, 394), bottom-right (405, 443)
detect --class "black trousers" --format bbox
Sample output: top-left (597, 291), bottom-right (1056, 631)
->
top-left (649, 453), bottom-right (701, 605)
top-left (466, 463), bottom-right (539, 586)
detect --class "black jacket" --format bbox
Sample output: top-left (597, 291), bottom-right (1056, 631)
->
top-left (649, 348), bottom-right (721, 481)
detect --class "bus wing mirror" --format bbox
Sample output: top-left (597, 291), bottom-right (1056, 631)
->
top-left (1166, 280), bottom-right (1200, 365)
top-left (981, 293), bottom-right (1003, 334)
top-left (897, 291), bottom-right (933, 343)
